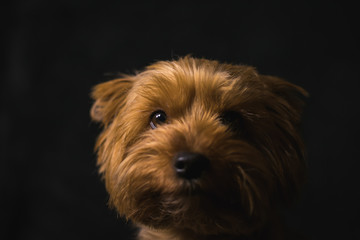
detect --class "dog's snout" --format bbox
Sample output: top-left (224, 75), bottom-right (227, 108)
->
top-left (173, 152), bottom-right (209, 179)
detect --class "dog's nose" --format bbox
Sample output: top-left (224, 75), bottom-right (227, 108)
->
top-left (173, 152), bottom-right (210, 179)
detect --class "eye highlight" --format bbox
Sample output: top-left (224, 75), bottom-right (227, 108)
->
top-left (150, 110), bottom-right (167, 129)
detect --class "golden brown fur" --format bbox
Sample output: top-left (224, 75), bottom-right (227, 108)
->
top-left (90, 57), bottom-right (307, 240)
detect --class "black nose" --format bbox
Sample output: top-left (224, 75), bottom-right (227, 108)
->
top-left (173, 152), bottom-right (210, 179)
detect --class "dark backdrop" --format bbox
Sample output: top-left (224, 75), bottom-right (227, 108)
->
top-left (2, 1), bottom-right (359, 240)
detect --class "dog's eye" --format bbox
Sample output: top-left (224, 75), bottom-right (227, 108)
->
top-left (218, 111), bottom-right (243, 132)
top-left (150, 110), bottom-right (167, 129)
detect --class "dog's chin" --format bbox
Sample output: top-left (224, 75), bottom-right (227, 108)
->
top-left (127, 180), bottom-right (262, 236)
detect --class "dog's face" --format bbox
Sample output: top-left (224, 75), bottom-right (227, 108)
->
top-left (91, 57), bottom-right (307, 236)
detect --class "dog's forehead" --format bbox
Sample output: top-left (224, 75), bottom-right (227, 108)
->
top-left (127, 59), bottom-right (262, 115)
top-left (134, 64), bottom-right (230, 110)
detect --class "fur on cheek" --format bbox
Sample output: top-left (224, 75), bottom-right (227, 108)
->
top-left (104, 120), bottom-right (277, 235)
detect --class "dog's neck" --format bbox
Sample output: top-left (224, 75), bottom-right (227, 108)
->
top-left (136, 223), bottom-right (287, 240)
top-left (138, 227), bottom-right (242, 240)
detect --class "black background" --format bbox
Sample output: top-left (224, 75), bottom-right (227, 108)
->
top-left (2, 1), bottom-right (359, 240)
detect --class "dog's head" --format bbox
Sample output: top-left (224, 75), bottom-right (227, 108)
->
top-left (91, 57), bottom-right (307, 235)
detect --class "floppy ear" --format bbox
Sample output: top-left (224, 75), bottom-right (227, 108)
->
top-left (261, 75), bottom-right (308, 124)
top-left (90, 78), bottom-right (133, 127)
top-left (255, 75), bottom-right (309, 204)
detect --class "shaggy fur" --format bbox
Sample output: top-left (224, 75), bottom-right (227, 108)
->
top-left (90, 57), bottom-right (307, 240)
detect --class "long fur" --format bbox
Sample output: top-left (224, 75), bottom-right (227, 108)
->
top-left (90, 57), bottom-right (307, 240)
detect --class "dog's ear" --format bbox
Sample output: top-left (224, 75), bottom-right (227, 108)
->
top-left (261, 75), bottom-right (308, 123)
top-left (90, 78), bottom-right (133, 126)
top-left (259, 75), bottom-right (308, 203)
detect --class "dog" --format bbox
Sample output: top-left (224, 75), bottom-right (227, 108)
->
top-left (90, 56), bottom-right (307, 240)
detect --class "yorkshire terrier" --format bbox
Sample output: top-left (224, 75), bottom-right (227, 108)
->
top-left (90, 57), bottom-right (307, 240)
